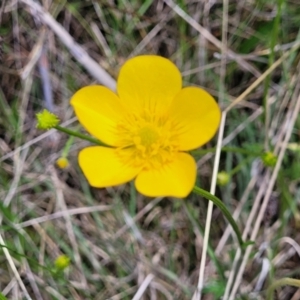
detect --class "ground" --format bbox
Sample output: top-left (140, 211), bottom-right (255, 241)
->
top-left (1, 0), bottom-right (300, 299)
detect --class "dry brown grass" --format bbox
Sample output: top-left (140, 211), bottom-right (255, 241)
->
top-left (1, 1), bottom-right (300, 299)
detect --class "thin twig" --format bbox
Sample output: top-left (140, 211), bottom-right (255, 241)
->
top-left (129, 13), bottom-right (171, 58)
top-left (15, 205), bottom-right (112, 228)
top-left (132, 274), bottom-right (155, 300)
top-left (225, 41), bottom-right (300, 112)
top-left (164, 0), bottom-right (261, 77)
top-left (0, 233), bottom-right (32, 300)
top-left (193, 112), bottom-right (227, 300)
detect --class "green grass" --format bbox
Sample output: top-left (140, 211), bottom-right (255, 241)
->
top-left (1, 0), bottom-right (300, 299)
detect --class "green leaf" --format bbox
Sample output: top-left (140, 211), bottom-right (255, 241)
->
top-left (0, 292), bottom-right (8, 300)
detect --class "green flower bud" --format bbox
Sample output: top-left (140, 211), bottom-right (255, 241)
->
top-left (262, 151), bottom-right (277, 167)
top-left (217, 171), bottom-right (230, 186)
top-left (54, 255), bottom-right (70, 270)
top-left (36, 109), bottom-right (60, 130)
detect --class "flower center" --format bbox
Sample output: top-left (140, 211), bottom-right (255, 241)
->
top-left (116, 112), bottom-right (178, 169)
top-left (137, 126), bottom-right (159, 147)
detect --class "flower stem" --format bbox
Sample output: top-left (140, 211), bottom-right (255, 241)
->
top-left (62, 135), bottom-right (74, 157)
top-left (54, 125), bottom-right (105, 146)
top-left (193, 186), bottom-right (247, 249)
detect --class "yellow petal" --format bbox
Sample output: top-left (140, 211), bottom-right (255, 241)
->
top-left (117, 55), bottom-right (182, 114)
top-left (79, 146), bottom-right (140, 187)
top-left (135, 153), bottom-right (196, 198)
top-left (71, 86), bottom-right (124, 146)
top-left (168, 87), bottom-right (221, 151)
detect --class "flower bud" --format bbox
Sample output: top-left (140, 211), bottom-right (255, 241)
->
top-left (217, 171), bottom-right (230, 186)
top-left (262, 151), bottom-right (277, 167)
top-left (56, 157), bottom-right (69, 169)
top-left (36, 109), bottom-right (60, 130)
top-left (54, 255), bottom-right (70, 270)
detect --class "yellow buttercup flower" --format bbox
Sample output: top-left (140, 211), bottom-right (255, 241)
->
top-left (71, 55), bottom-right (220, 198)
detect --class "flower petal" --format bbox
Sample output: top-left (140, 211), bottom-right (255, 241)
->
top-left (79, 146), bottom-right (140, 187)
top-left (70, 86), bottom-right (124, 146)
top-left (168, 87), bottom-right (221, 151)
top-left (117, 55), bottom-right (182, 114)
top-left (135, 153), bottom-right (196, 198)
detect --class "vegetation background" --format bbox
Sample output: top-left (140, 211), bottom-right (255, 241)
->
top-left (0, 0), bottom-right (300, 299)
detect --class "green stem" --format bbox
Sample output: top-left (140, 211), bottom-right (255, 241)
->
top-left (62, 135), bottom-right (74, 157)
top-left (267, 278), bottom-right (300, 300)
top-left (192, 186), bottom-right (245, 248)
top-left (229, 156), bottom-right (253, 177)
top-left (54, 125), bottom-right (105, 146)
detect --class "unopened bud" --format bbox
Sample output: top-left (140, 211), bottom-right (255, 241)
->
top-left (56, 157), bottom-right (69, 169)
top-left (36, 109), bottom-right (60, 130)
top-left (217, 171), bottom-right (230, 186)
top-left (54, 255), bottom-right (70, 270)
top-left (262, 151), bottom-right (277, 167)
